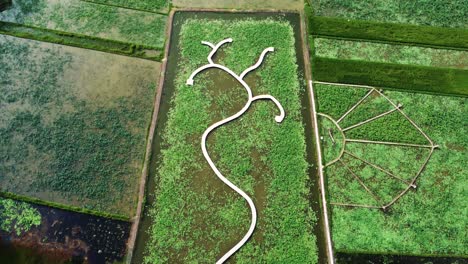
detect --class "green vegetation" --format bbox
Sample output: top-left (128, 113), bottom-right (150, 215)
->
top-left (312, 58), bottom-right (468, 96)
top-left (0, 0), bottom-right (167, 48)
top-left (314, 38), bottom-right (468, 70)
top-left (318, 116), bottom-right (344, 164)
top-left (85, 0), bottom-right (169, 13)
top-left (0, 0), bottom-right (11, 11)
top-left (309, 16), bottom-right (468, 50)
top-left (144, 18), bottom-right (317, 263)
top-left (317, 83), bottom-right (467, 256)
top-left (0, 35), bottom-right (159, 217)
top-left (311, 0), bottom-right (468, 28)
top-left (0, 198), bottom-right (41, 235)
top-left (0, 21), bottom-right (162, 60)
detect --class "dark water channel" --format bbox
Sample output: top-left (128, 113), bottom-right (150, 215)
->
top-left (131, 11), bottom-right (328, 264)
top-left (0, 203), bottom-right (130, 264)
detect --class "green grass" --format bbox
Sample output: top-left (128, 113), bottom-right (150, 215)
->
top-left (314, 38), bottom-right (468, 70)
top-left (316, 84), bottom-right (468, 256)
top-left (309, 16), bottom-right (468, 50)
top-left (312, 58), bottom-right (468, 96)
top-left (0, 35), bottom-right (158, 217)
top-left (311, 0), bottom-right (468, 28)
top-left (0, 197), bottom-right (41, 236)
top-left (0, 0), bottom-right (167, 48)
top-left (85, 0), bottom-right (169, 13)
top-left (144, 18), bottom-right (317, 263)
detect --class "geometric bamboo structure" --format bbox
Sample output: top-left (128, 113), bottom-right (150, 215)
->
top-left (315, 81), bottom-right (437, 211)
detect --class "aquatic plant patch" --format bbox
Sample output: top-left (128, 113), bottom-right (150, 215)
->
top-left (0, 35), bottom-right (160, 217)
top-left (309, 16), bottom-right (468, 50)
top-left (85, 0), bottom-right (169, 13)
top-left (316, 82), bottom-right (467, 256)
top-left (144, 16), bottom-right (318, 263)
top-left (312, 58), bottom-right (468, 96)
top-left (0, 0), bottom-right (167, 48)
top-left (310, 0), bottom-right (467, 28)
top-left (0, 198), bottom-right (41, 236)
top-left (314, 38), bottom-right (468, 70)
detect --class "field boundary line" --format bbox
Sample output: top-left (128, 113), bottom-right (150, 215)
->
top-left (309, 81), bottom-right (335, 264)
top-left (126, 9), bottom-right (175, 264)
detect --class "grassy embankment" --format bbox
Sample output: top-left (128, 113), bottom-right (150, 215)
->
top-left (144, 18), bottom-right (318, 263)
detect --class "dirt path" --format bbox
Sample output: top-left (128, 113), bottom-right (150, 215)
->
top-left (125, 10), bottom-right (176, 264)
top-left (300, 12), bottom-right (335, 264)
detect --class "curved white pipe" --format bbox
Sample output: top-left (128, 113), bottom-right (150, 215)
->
top-left (240, 47), bottom-right (274, 79)
top-left (187, 38), bottom-right (283, 263)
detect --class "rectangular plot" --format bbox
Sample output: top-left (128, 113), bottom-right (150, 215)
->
top-left (143, 12), bottom-right (318, 263)
top-left (0, 35), bottom-right (161, 218)
top-left (0, 0), bottom-right (167, 48)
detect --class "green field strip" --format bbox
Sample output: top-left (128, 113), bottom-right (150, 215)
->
top-left (309, 16), bottom-right (468, 50)
top-left (80, 0), bottom-right (169, 15)
top-left (0, 21), bottom-right (162, 61)
top-left (0, 191), bottom-right (130, 222)
top-left (313, 38), bottom-right (468, 70)
top-left (0, 0), bottom-right (167, 48)
top-left (309, 0), bottom-right (467, 29)
top-left (312, 58), bottom-right (468, 96)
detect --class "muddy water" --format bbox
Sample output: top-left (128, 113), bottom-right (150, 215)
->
top-left (0, 203), bottom-right (130, 264)
top-left (131, 11), bottom-right (328, 264)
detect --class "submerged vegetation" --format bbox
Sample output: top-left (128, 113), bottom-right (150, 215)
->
top-left (0, 198), bottom-right (41, 236)
top-left (0, 35), bottom-right (158, 217)
top-left (144, 17), bottom-right (317, 263)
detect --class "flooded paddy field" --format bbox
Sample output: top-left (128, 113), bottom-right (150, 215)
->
top-left (132, 11), bottom-right (326, 264)
top-left (0, 0), bottom-right (167, 48)
top-left (0, 200), bottom-right (130, 264)
top-left (0, 34), bottom-right (160, 217)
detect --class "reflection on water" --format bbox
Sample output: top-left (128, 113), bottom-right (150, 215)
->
top-left (0, 203), bottom-right (130, 264)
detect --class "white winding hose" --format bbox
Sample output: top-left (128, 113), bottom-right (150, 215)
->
top-left (186, 38), bottom-right (284, 263)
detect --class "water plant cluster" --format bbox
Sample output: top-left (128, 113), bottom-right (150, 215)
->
top-left (0, 35), bottom-right (156, 218)
top-left (0, 198), bottom-right (41, 236)
top-left (144, 18), bottom-right (318, 263)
